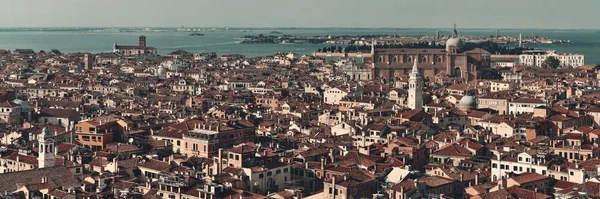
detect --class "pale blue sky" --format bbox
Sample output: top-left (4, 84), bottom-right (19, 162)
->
top-left (1, 0), bottom-right (599, 29)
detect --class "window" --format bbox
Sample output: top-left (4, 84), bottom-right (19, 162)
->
top-left (235, 155), bottom-right (240, 160)
top-left (259, 174), bottom-right (264, 178)
top-left (276, 169), bottom-right (281, 174)
top-left (570, 171), bottom-right (574, 176)
top-left (283, 168), bottom-right (289, 173)
top-left (492, 163), bottom-right (497, 168)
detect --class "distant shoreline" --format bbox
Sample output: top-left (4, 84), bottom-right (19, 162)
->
top-left (0, 27), bottom-right (599, 33)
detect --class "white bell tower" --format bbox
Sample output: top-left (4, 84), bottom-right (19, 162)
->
top-left (408, 59), bottom-right (423, 110)
top-left (38, 127), bottom-right (56, 168)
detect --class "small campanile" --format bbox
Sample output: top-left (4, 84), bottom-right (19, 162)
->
top-left (139, 35), bottom-right (147, 47)
top-left (38, 126), bottom-right (56, 168)
top-left (408, 59), bottom-right (423, 110)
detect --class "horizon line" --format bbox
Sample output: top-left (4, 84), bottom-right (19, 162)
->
top-left (0, 26), bottom-right (598, 31)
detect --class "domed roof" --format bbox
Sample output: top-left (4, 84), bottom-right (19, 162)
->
top-left (445, 25), bottom-right (463, 52)
top-left (459, 95), bottom-right (477, 109)
top-left (446, 37), bottom-right (463, 50)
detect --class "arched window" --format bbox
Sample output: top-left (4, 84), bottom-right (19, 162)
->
top-left (407, 56), bottom-right (412, 63)
top-left (453, 67), bottom-right (462, 78)
top-left (438, 56), bottom-right (443, 63)
top-left (378, 56), bottom-right (384, 63)
top-left (393, 56), bottom-right (399, 63)
top-left (422, 56), bottom-right (427, 63)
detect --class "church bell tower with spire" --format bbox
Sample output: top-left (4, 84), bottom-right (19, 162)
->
top-left (38, 127), bottom-right (56, 168)
top-left (408, 59), bottom-right (423, 110)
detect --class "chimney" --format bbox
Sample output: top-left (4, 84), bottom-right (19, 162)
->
top-left (501, 178), bottom-right (507, 189)
top-left (400, 186), bottom-right (405, 199)
top-left (460, 173), bottom-right (464, 182)
top-left (321, 158), bottom-right (326, 177)
top-left (41, 176), bottom-right (47, 183)
top-left (329, 148), bottom-right (335, 163)
top-left (332, 175), bottom-right (336, 197)
top-left (475, 173), bottom-right (480, 185)
top-left (217, 149), bottom-right (223, 174)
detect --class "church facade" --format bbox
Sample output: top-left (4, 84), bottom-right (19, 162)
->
top-left (373, 28), bottom-right (490, 83)
top-left (113, 35), bottom-right (157, 56)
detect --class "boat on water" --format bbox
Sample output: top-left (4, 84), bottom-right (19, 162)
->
top-left (189, 33), bottom-right (205, 36)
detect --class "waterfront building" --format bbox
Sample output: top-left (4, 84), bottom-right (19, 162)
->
top-left (113, 35), bottom-right (157, 56)
top-left (519, 50), bottom-right (584, 68)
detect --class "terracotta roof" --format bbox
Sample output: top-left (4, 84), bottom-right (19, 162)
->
top-left (138, 159), bottom-right (170, 172)
top-left (47, 189), bottom-right (70, 197)
top-left (229, 143), bottom-right (258, 154)
top-left (432, 143), bottom-right (472, 157)
top-left (506, 186), bottom-right (552, 199)
top-left (388, 178), bottom-right (415, 192)
top-left (511, 98), bottom-right (545, 104)
top-left (510, 172), bottom-right (549, 184)
top-left (0, 166), bottom-right (80, 193)
top-left (418, 176), bottom-right (454, 187)
top-left (554, 180), bottom-right (579, 190)
top-left (0, 101), bottom-right (18, 108)
top-left (39, 108), bottom-right (79, 118)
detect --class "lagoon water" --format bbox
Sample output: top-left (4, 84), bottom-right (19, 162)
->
top-left (0, 28), bottom-right (599, 64)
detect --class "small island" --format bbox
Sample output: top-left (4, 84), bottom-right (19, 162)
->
top-left (270, 31), bottom-right (283, 34)
top-left (189, 32), bottom-right (205, 36)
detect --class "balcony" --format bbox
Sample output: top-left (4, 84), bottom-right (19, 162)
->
top-left (185, 130), bottom-right (219, 144)
top-left (160, 176), bottom-right (188, 188)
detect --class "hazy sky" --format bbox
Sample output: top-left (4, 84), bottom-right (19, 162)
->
top-left (1, 0), bottom-right (599, 29)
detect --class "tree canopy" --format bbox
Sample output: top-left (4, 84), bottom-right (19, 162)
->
top-left (542, 56), bottom-right (561, 69)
